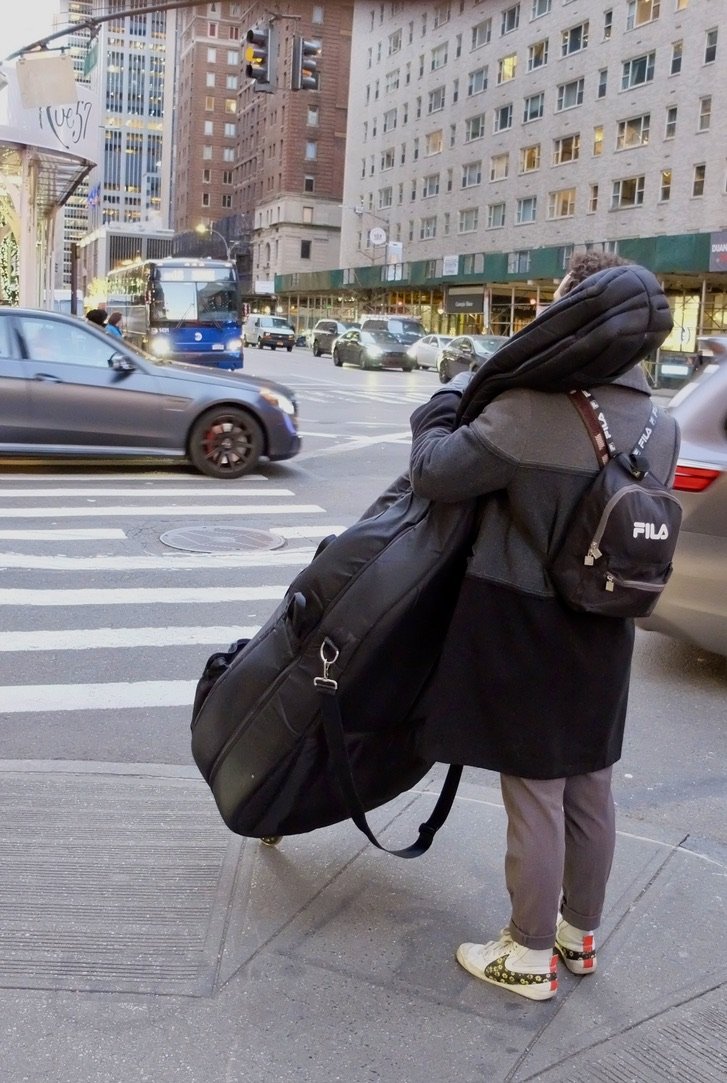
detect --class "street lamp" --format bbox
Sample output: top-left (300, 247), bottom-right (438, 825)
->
top-left (195, 223), bottom-right (232, 260)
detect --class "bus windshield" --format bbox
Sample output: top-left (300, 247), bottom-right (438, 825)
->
top-left (150, 267), bottom-right (238, 324)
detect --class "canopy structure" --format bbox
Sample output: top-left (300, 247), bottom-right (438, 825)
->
top-left (0, 124), bottom-right (92, 307)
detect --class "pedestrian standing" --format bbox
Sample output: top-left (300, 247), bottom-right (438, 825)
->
top-left (85, 308), bottom-right (107, 328)
top-left (409, 261), bottom-right (681, 1001)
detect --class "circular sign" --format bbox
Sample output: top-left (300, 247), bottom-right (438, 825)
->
top-left (369, 226), bottom-right (387, 246)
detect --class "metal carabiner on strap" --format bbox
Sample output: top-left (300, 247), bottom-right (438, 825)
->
top-left (313, 637), bottom-right (340, 694)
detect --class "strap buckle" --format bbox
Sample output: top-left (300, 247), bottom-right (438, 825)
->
top-left (313, 637), bottom-right (339, 693)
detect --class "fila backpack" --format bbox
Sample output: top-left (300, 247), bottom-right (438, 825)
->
top-left (549, 390), bottom-right (682, 618)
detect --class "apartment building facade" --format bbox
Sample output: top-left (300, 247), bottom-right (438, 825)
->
top-left (277, 0), bottom-right (726, 351)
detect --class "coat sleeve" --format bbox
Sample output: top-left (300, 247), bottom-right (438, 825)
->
top-left (408, 390), bottom-right (525, 502)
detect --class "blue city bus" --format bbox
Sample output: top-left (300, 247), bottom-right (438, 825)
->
top-left (106, 257), bottom-right (243, 370)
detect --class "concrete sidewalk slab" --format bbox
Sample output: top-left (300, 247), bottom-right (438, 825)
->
top-left (0, 761), bottom-right (724, 1083)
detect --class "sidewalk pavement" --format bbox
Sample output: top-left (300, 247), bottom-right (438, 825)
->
top-left (1, 759), bottom-right (725, 1083)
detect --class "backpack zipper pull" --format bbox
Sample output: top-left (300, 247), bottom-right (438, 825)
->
top-left (605, 573), bottom-right (615, 592)
top-left (584, 541), bottom-right (601, 566)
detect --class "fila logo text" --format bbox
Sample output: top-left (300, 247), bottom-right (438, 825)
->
top-left (633, 522), bottom-right (669, 540)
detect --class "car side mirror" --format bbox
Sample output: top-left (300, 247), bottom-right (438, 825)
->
top-left (109, 354), bottom-right (136, 372)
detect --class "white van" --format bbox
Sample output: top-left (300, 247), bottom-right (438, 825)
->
top-left (243, 314), bottom-right (296, 351)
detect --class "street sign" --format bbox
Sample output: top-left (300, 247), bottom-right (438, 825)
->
top-left (369, 226), bottom-right (387, 246)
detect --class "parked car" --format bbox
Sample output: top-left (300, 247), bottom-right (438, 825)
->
top-left (637, 337), bottom-right (727, 657)
top-left (359, 315), bottom-right (427, 346)
top-left (309, 319), bottom-right (360, 356)
top-left (0, 307), bottom-right (301, 480)
top-left (243, 314), bottom-right (296, 351)
top-left (437, 334), bottom-right (510, 383)
top-left (407, 333), bottom-right (453, 370)
top-left (332, 328), bottom-right (415, 371)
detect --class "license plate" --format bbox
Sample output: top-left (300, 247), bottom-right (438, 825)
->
top-left (211, 344), bottom-right (224, 351)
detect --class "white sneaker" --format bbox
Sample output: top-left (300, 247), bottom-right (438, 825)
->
top-left (555, 916), bottom-right (597, 975)
top-left (456, 931), bottom-right (558, 1001)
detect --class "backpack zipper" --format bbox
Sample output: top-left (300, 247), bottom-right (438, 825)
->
top-left (584, 485), bottom-right (681, 566)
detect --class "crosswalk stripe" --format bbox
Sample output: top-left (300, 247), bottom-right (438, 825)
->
top-left (0, 529), bottom-right (127, 540)
top-left (0, 504), bottom-right (324, 518)
top-left (0, 549), bottom-right (316, 570)
top-left (3, 681), bottom-right (199, 712)
top-left (0, 487), bottom-right (294, 497)
top-left (0, 627), bottom-right (260, 651)
top-left (0, 586), bottom-right (287, 606)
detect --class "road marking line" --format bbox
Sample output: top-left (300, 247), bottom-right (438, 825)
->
top-left (0, 586), bottom-right (287, 606)
top-left (2, 681), bottom-right (199, 712)
top-left (0, 627), bottom-right (261, 651)
top-left (0, 529), bottom-right (128, 540)
top-left (0, 504), bottom-right (324, 518)
top-left (0, 549), bottom-right (316, 570)
top-left (0, 487), bottom-right (294, 497)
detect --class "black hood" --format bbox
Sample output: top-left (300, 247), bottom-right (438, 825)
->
top-left (458, 264), bottom-right (673, 425)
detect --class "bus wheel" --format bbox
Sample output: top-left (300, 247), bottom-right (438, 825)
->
top-left (188, 407), bottom-right (264, 479)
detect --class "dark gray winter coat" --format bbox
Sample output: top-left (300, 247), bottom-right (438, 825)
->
top-left (410, 267), bottom-right (681, 778)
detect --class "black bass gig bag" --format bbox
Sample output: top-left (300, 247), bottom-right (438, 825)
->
top-left (549, 391), bottom-right (682, 618)
top-left (190, 482), bottom-right (475, 854)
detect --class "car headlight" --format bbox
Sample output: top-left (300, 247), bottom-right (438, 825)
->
top-left (260, 387), bottom-right (297, 416)
top-left (226, 338), bottom-right (242, 351)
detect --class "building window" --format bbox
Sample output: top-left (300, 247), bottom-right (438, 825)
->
top-left (378, 186), bottom-right (393, 208)
top-left (704, 28), bottom-right (717, 64)
top-left (611, 175), bottom-right (645, 208)
top-left (659, 169), bottom-right (671, 201)
top-left (487, 202), bottom-right (506, 228)
top-left (501, 4), bottom-right (520, 35)
top-left (493, 103), bottom-right (513, 132)
top-left (621, 52), bottom-right (655, 89)
top-left (221, 194), bottom-right (232, 209)
top-left (222, 147), bottom-right (234, 162)
top-left (307, 105), bottom-right (319, 127)
top-left (301, 240), bottom-right (312, 259)
top-left (603, 10), bottom-right (613, 39)
top-left (420, 215), bottom-right (437, 239)
top-left (458, 208), bottom-right (479, 233)
top-left (381, 147), bottom-right (395, 170)
top-left (304, 175), bottom-right (315, 192)
top-left (312, 4), bottom-right (323, 22)
top-left (422, 174), bottom-right (440, 197)
top-left (205, 96), bottom-right (215, 111)
top-left (472, 18), bottom-right (492, 48)
top-left (468, 67), bottom-right (488, 95)
top-left (226, 50), bottom-right (238, 66)
top-left (626, 1), bottom-right (661, 31)
top-left (305, 141), bottom-right (318, 160)
top-left (206, 72), bottom-right (216, 88)
top-left (497, 54), bottom-right (517, 84)
top-left (692, 163), bottom-right (706, 197)
top-left (204, 121), bottom-right (213, 135)
top-left (593, 125), bottom-right (604, 156)
top-left (588, 184), bottom-right (599, 212)
top-left (224, 99), bottom-right (236, 114)
top-left (207, 48), bottom-right (217, 63)
top-left (202, 168), bottom-right (211, 183)
top-left (428, 86), bottom-right (446, 113)
top-left (425, 130), bottom-right (444, 155)
top-left (508, 250), bottom-right (531, 273)
top-left (561, 22), bottom-right (589, 57)
top-left (202, 145), bottom-right (212, 160)
top-left (222, 170), bottom-right (233, 185)
top-left (515, 196), bottom-right (537, 224)
top-left (547, 188), bottom-right (576, 219)
top-left (389, 29), bottom-right (402, 55)
top-left (224, 122), bottom-right (235, 137)
top-left (597, 69), bottom-right (608, 98)
top-left (385, 69), bottom-right (400, 92)
top-left (208, 22), bottom-right (217, 37)
top-left (383, 108), bottom-right (398, 132)
top-left (433, 3), bottom-right (451, 29)
top-left (553, 134), bottom-right (580, 164)
top-left (616, 114), bottom-right (650, 149)
top-left (670, 41), bottom-right (682, 75)
top-left (226, 75), bottom-right (238, 90)
top-left (556, 79), bottom-right (584, 111)
top-left (532, 0), bottom-right (551, 19)
top-left (202, 192), bottom-right (210, 207)
top-left (523, 92), bottom-right (544, 123)
top-left (665, 105), bottom-right (677, 139)
top-left (465, 114), bottom-right (486, 141)
top-left (519, 144), bottom-right (540, 173)
top-left (527, 40), bottom-right (548, 71)
top-left (461, 161), bottom-right (482, 188)
top-left (699, 96), bottom-right (712, 131)
top-left (490, 152), bottom-right (509, 180)
top-left (431, 43), bottom-right (448, 70)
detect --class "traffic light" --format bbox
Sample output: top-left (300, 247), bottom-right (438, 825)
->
top-left (245, 25), bottom-right (274, 91)
top-left (291, 35), bottom-right (320, 91)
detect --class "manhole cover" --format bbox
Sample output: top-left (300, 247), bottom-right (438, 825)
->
top-left (160, 525), bottom-right (286, 553)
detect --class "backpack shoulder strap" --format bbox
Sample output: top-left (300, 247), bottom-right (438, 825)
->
top-left (568, 390), bottom-right (611, 467)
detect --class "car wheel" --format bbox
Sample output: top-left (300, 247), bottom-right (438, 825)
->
top-left (438, 358), bottom-right (451, 384)
top-left (188, 407), bottom-right (264, 479)
top-left (286, 345), bottom-right (293, 352)
top-left (333, 348), bottom-right (343, 367)
top-left (402, 362), bottom-right (415, 372)
top-left (313, 340), bottom-right (321, 357)
top-left (270, 345), bottom-right (277, 351)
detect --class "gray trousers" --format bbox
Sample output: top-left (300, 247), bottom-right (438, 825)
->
top-left (499, 767), bottom-right (615, 951)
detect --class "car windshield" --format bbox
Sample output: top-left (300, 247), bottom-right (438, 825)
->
top-left (150, 273), bottom-right (238, 323)
top-left (472, 336), bottom-right (509, 355)
top-left (268, 318), bottom-right (293, 329)
top-left (367, 330), bottom-right (400, 343)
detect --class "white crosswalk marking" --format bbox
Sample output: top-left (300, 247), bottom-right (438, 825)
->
top-left (0, 472), bottom-right (343, 722)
